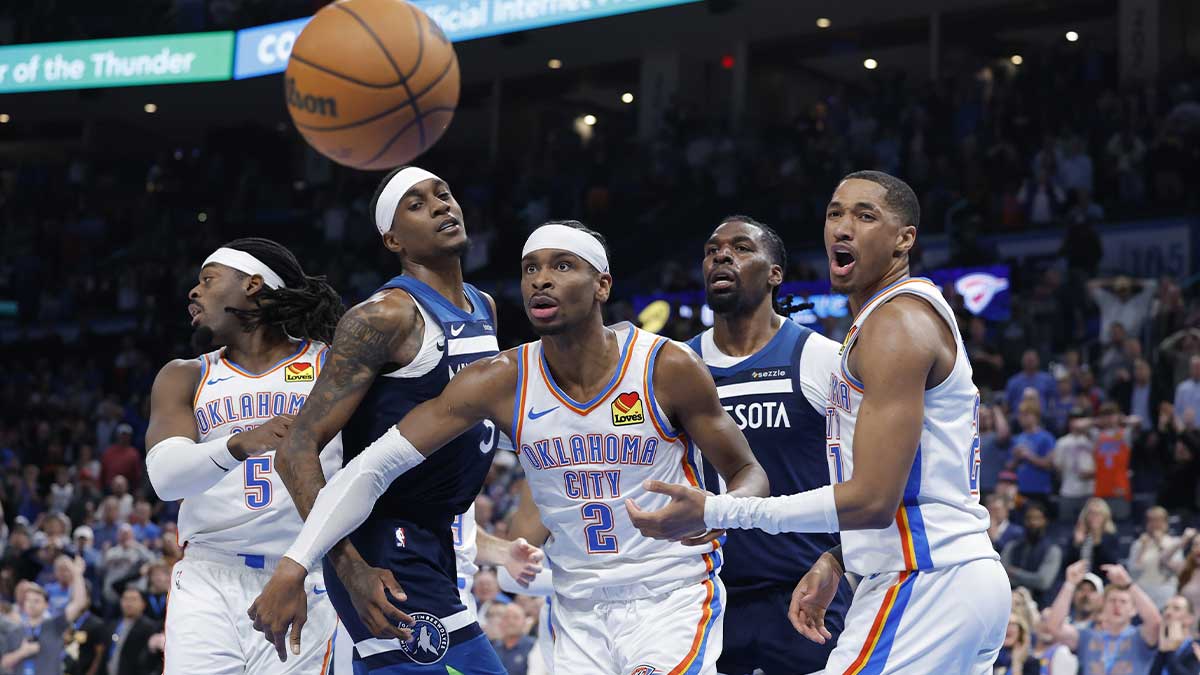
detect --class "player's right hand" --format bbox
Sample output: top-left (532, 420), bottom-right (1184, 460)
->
top-left (788, 550), bottom-right (843, 644)
top-left (248, 559), bottom-right (309, 663)
top-left (228, 414), bottom-right (294, 461)
top-left (339, 558), bottom-right (414, 642)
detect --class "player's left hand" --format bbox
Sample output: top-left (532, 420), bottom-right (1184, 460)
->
top-left (626, 480), bottom-right (709, 543)
top-left (248, 559), bottom-right (309, 663)
top-left (503, 538), bottom-right (545, 587)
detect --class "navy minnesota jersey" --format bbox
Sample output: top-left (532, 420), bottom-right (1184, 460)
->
top-left (342, 276), bottom-right (499, 521)
top-left (689, 320), bottom-right (843, 591)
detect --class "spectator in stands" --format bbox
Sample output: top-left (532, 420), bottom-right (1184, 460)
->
top-left (1177, 537), bottom-right (1200, 613)
top-left (42, 554), bottom-right (75, 615)
top-left (1159, 432), bottom-right (1200, 514)
top-left (988, 493), bottom-right (1024, 553)
top-left (1091, 402), bottom-right (1134, 521)
top-left (1001, 503), bottom-right (1062, 604)
top-left (1068, 498), bottom-right (1123, 572)
top-left (1059, 210), bottom-right (1104, 278)
top-left (1009, 400), bottom-right (1057, 509)
top-left (142, 564), bottom-right (169, 622)
top-left (1006, 350), bottom-right (1057, 415)
top-left (994, 610), bottom-right (1036, 675)
top-left (966, 317), bottom-right (1005, 393)
top-left (1058, 136), bottom-right (1094, 195)
top-left (1017, 154), bottom-right (1067, 225)
top-left (1130, 508), bottom-right (1191, 610)
top-left (127, 501), bottom-right (159, 548)
top-left (1173, 356), bottom-right (1200, 429)
top-left (1, 556), bottom-right (87, 675)
top-left (1048, 561), bottom-right (1162, 675)
top-left (1029, 607), bottom-right (1078, 675)
top-left (1107, 126), bottom-right (1147, 204)
top-left (473, 569), bottom-right (509, 628)
top-left (48, 468), bottom-right (73, 515)
top-left (979, 403), bottom-right (1011, 494)
top-left (491, 602), bottom-right (534, 675)
top-left (1053, 408), bottom-right (1096, 523)
top-left (99, 525), bottom-right (151, 609)
top-left (1070, 572), bottom-right (1105, 630)
top-left (109, 475), bottom-right (132, 521)
top-left (1110, 358), bottom-right (1162, 429)
top-left (1089, 276), bottom-right (1158, 345)
top-left (1155, 595), bottom-right (1199, 674)
top-left (64, 600), bottom-right (108, 675)
top-left (91, 498), bottom-right (120, 551)
top-left (106, 588), bottom-right (162, 675)
top-left (99, 424), bottom-right (141, 492)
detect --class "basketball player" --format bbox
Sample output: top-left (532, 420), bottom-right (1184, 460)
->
top-left (630, 172), bottom-right (1010, 673)
top-left (247, 166), bottom-right (537, 674)
top-left (252, 220), bottom-right (771, 674)
top-left (145, 237), bottom-right (345, 674)
top-left (453, 501), bottom-right (545, 617)
top-left (687, 215), bottom-right (852, 674)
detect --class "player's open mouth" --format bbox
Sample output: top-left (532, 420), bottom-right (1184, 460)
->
top-left (708, 268), bottom-right (737, 292)
top-left (830, 244), bottom-right (856, 277)
top-left (188, 303), bottom-right (203, 326)
top-left (437, 217), bottom-right (460, 233)
top-left (529, 295), bottom-right (559, 320)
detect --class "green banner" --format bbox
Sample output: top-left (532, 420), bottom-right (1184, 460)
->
top-left (0, 32), bottom-right (234, 93)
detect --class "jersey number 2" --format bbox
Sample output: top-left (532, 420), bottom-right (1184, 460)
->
top-left (581, 503), bottom-right (618, 554)
top-left (244, 456), bottom-right (273, 510)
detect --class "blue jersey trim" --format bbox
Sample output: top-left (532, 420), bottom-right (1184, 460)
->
top-left (903, 444), bottom-right (934, 570)
top-left (646, 338), bottom-right (682, 440)
top-left (860, 572), bottom-right (919, 673)
top-left (512, 346), bottom-right (526, 448)
top-left (539, 326), bottom-right (636, 411)
top-left (222, 340), bottom-right (308, 377)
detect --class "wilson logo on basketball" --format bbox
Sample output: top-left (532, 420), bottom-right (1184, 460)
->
top-left (284, 362), bottom-right (315, 382)
top-left (285, 77), bottom-right (338, 117)
top-left (611, 392), bottom-right (645, 427)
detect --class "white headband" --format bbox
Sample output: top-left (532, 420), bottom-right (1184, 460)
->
top-left (202, 248), bottom-right (287, 290)
top-left (521, 224), bottom-right (609, 274)
top-left (373, 167), bottom-right (443, 235)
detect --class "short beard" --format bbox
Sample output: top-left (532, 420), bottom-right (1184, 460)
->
top-left (706, 290), bottom-right (740, 315)
top-left (191, 325), bottom-right (215, 354)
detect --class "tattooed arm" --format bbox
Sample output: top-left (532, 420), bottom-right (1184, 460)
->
top-left (275, 290), bottom-right (423, 562)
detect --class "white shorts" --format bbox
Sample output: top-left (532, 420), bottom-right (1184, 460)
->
top-left (820, 558), bottom-right (1009, 675)
top-left (164, 547), bottom-right (340, 675)
top-left (551, 575), bottom-right (724, 675)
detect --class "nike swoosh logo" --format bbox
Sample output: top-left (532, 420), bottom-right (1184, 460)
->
top-left (528, 406), bottom-right (559, 420)
top-left (206, 376), bottom-right (234, 385)
top-left (449, 324), bottom-right (466, 337)
top-left (313, 587), bottom-right (327, 595)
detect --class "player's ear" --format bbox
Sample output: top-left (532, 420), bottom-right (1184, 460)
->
top-left (895, 224), bottom-right (917, 257)
top-left (768, 263), bottom-right (784, 290)
top-left (244, 274), bottom-right (266, 298)
top-left (381, 230), bottom-right (405, 256)
top-left (595, 272), bottom-right (613, 304)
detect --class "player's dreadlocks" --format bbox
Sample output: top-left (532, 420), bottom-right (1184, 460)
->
top-left (222, 238), bottom-right (345, 344)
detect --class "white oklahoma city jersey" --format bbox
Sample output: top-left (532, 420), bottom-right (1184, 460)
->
top-left (513, 323), bottom-right (720, 600)
top-left (182, 340), bottom-right (342, 556)
top-left (829, 278), bottom-right (996, 575)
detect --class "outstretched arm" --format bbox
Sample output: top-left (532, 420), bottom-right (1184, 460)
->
top-left (1047, 560), bottom-right (1085, 651)
top-left (683, 299), bottom-right (945, 537)
top-left (282, 351), bottom-right (517, 571)
top-left (624, 341), bottom-right (768, 543)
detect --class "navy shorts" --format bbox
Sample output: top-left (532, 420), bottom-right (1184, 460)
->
top-left (717, 581), bottom-right (852, 675)
top-left (324, 516), bottom-right (502, 674)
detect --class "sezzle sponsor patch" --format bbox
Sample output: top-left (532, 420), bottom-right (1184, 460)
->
top-left (284, 362), bottom-right (314, 382)
top-left (611, 391), bottom-right (645, 427)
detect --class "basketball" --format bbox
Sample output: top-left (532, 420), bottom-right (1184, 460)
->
top-left (284, 0), bottom-right (460, 170)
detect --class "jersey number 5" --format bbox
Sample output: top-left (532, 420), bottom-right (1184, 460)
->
top-left (581, 502), bottom-right (618, 554)
top-left (244, 456), bottom-right (273, 510)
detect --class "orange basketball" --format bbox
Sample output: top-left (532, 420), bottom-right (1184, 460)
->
top-left (284, 0), bottom-right (460, 170)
